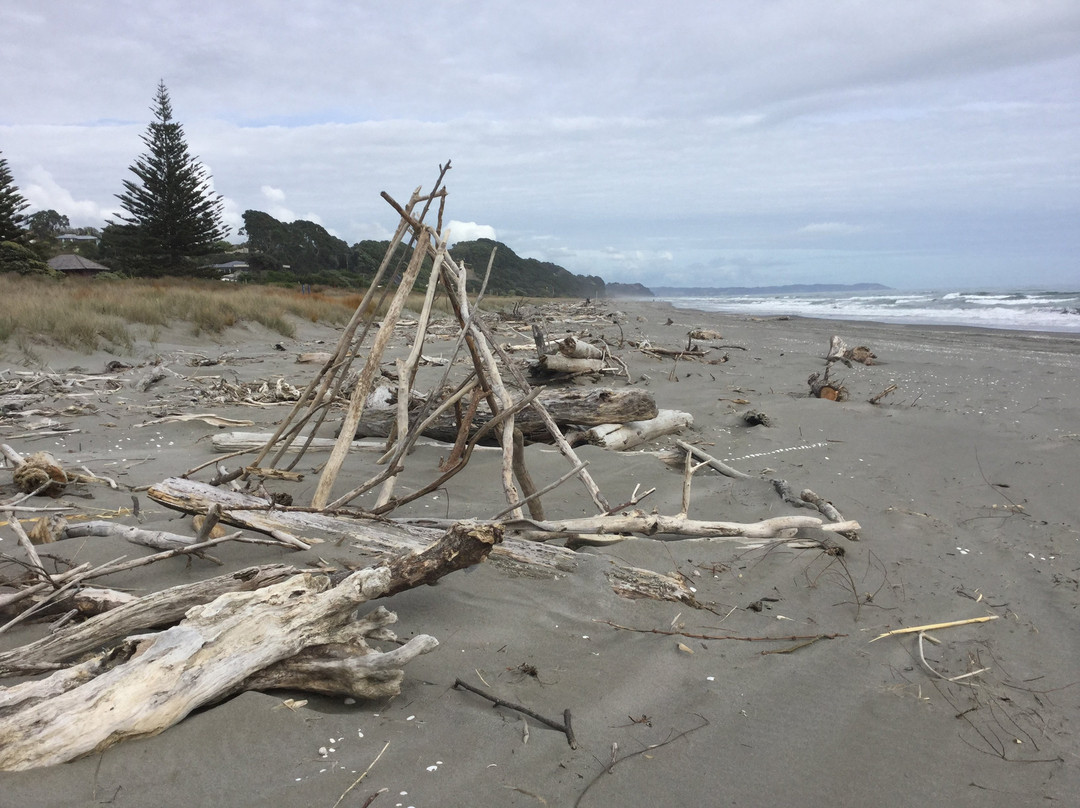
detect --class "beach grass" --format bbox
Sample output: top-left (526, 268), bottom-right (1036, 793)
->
top-left (0, 275), bottom-right (547, 352)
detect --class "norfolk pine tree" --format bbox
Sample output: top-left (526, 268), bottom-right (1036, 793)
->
top-left (0, 150), bottom-right (30, 244)
top-left (112, 81), bottom-right (228, 273)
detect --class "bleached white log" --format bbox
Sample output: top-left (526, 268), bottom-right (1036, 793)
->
top-left (583, 409), bottom-right (693, 450)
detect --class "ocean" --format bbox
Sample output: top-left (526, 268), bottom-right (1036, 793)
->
top-left (659, 289), bottom-right (1080, 334)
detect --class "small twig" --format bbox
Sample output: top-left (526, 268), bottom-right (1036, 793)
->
top-left (595, 619), bottom-right (846, 643)
top-left (332, 743), bottom-right (390, 808)
top-left (574, 714), bottom-right (710, 808)
top-left (869, 615), bottom-right (998, 643)
top-left (454, 678), bottom-right (577, 748)
top-left (761, 635), bottom-right (828, 655)
top-left (917, 631), bottom-right (989, 685)
top-left (602, 485), bottom-right (655, 516)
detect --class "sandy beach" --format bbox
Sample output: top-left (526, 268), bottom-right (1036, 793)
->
top-left (2, 298), bottom-right (1078, 807)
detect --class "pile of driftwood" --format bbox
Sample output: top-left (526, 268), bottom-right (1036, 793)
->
top-left (0, 165), bottom-right (862, 770)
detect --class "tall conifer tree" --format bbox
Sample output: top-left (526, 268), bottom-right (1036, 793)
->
top-left (113, 81), bottom-right (228, 270)
top-left (0, 150), bottom-right (29, 244)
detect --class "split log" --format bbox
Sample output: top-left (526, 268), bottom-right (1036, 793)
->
top-left (577, 409), bottom-right (693, 450)
top-left (0, 523), bottom-right (498, 771)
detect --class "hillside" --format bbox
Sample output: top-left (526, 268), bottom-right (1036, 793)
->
top-left (448, 239), bottom-right (607, 298)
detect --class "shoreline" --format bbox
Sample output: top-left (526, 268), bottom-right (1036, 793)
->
top-left (2, 297), bottom-right (1078, 806)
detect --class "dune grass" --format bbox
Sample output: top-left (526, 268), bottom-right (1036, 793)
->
top-left (0, 275), bottom-right (545, 354)
top-left (0, 276), bottom-right (361, 352)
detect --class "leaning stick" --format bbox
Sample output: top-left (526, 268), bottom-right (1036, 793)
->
top-left (4, 512), bottom-right (50, 585)
top-left (490, 459), bottom-right (586, 521)
top-left (470, 313), bottom-right (610, 513)
top-left (675, 440), bottom-right (751, 480)
top-left (376, 240), bottom-right (448, 509)
top-left (312, 224), bottom-right (431, 509)
top-left (868, 615), bottom-right (999, 643)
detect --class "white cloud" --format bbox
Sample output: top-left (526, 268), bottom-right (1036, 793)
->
top-left (445, 220), bottom-right (496, 244)
top-left (22, 165), bottom-right (119, 224)
top-left (260, 185), bottom-right (286, 203)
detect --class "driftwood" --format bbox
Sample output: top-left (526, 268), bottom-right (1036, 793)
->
top-left (0, 523), bottom-right (498, 771)
top-left (807, 366), bottom-right (847, 400)
top-left (353, 386), bottom-right (659, 444)
top-left (869, 384), bottom-right (898, 405)
top-left (575, 409), bottom-right (693, 450)
top-left (63, 519), bottom-right (255, 552)
top-left (534, 353), bottom-right (604, 376)
top-left (146, 478), bottom-right (698, 603)
top-left (557, 336), bottom-right (605, 360)
top-left (209, 431), bottom-right (476, 454)
top-left (675, 439), bottom-right (751, 480)
top-left (827, 335), bottom-right (876, 366)
top-left (641, 345), bottom-right (709, 359)
top-left (0, 565), bottom-right (302, 677)
top-left (687, 328), bottom-right (723, 344)
top-left (503, 513), bottom-right (860, 544)
top-left (147, 477), bottom-right (578, 574)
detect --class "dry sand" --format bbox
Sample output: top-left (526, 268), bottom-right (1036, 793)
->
top-left (1, 299), bottom-right (1078, 807)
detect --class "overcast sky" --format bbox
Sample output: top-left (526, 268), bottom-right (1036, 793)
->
top-left (3, 1), bottom-right (1078, 290)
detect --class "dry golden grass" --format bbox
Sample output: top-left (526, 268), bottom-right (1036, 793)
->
top-left (0, 276), bottom-right (360, 352)
top-left (0, 275), bottom-right (557, 354)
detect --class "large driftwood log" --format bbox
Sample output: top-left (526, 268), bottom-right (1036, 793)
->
top-left (209, 431), bottom-right (486, 454)
top-left (0, 523), bottom-right (498, 771)
top-left (575, 409), bottom-right (693, 450)
top-left (352, 386), bottom-right (658, 444)
top-left (557, 336), bottom-right (605, 360)
top-left (533, 354), bottom-right (605, 377)
top-left (146, 477), bottom-right (578, 574)
top-left (0, 565), bottom-right (302, 677)
top-left (505, 514), bottom-right (860, 544)
top-left (146, 479), bottom-right (696, 604)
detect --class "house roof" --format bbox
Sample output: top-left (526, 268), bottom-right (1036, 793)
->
top-left (48, 254), bottom-right (110, 272)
